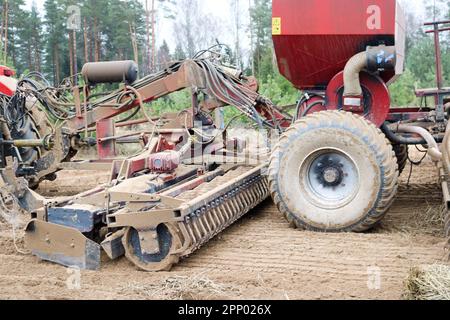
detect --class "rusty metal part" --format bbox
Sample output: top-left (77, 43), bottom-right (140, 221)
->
top-left (82, 60), bottom-right (138, 85)
top-left (24, 163), bottom-right (269, 271)
top-left (116, 164), bottom-right (269, 271)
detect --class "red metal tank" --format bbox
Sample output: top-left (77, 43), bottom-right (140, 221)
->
top-left (272, 0), bottom-right (405, 90)
top-left (0, 66), bottom-right (16, 96)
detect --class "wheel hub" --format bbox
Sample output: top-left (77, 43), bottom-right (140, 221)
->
top-left (314, 156), bottom-right (345, 188)
top-left (323, 167), bottom-right (343, 186)
top-left (304, 151), bottom-right (359, 205)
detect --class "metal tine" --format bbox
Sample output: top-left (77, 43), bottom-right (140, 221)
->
top-left (223, 198), bottom-right (235, 221)
top-left (251, 180), bottom-right (260, 200)
top-left (225, 200), bottom-right (238, 223)
top-left (255, 180), bottom-right (265, 199)
top-left (222, 195), bottom-right (233, 220)
top-left (219, 203), bottom-right (231, 227)
top-left (262, 179), bottom-right (269, 193)
top-left (218, 203), bottom-right (229, 225)
top-left (214, 202), bottom-right (226, 225)
top-left (248, 182), bottom-right (258, 203)
top-left (204, 205), bottom-right (218, 231)
top-left (210, 207), bottom-right (223, 228)
top-left (218, 197), bottom-right (230, 221)
top-left (191, 217), bottom-right (204, 241)
top-left (227, 194), bottom-right (240, 219)
top-left (248, 182), bottom-right (258, 204)
top-left (254, 181), bottom-right (264, 201)
top-left (235, 192), bottom-right (246, 212)
top-left (195, 211), bottom-right (209, 238)
top-left (240, 187), bottom-right (252, 211)
top-left (199, 208), bottom-right (214, 236)
top-left (185, 219), bottom-right (198, 245)
top-left (230, 190), bottom-right (243, 212)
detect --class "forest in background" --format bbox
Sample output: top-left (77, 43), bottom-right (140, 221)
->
top-left (0, 0), bottom-right (449, 113)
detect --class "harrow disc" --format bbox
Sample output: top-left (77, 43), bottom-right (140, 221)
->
top-left (123, 224), bottom-right (182, 272)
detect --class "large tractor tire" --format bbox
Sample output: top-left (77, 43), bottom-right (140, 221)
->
top-left (393, 144), bottom-right (408, 175)
top-left (268, 111), bottom-right (399, 232)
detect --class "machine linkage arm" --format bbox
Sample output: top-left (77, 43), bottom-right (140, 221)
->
top-left (67, 59), bottom-right (292, 132)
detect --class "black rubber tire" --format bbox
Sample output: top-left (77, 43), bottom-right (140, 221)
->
top-left (393, 144), bottom-right (408, 175)
top-left (268, 111), bottom-right (399, 232)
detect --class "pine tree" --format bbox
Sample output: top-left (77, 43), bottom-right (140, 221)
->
top-left (0, 0), bottom-right (28, 72)
top-left (173, 43), bottom-right (186, 61)
top-left (157, 40), bottom-right (171, 67)
top-left (249, 0), bottom-right (273, 80)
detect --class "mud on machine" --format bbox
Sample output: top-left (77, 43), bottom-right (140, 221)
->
top-left (0, 0), bottom-right (447, 271)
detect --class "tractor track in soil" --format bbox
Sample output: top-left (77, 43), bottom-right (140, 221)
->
top-left (0, 155), bottom-right (448, 300)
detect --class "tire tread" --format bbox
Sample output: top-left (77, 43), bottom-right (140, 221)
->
top-left (268, 111), bottom-right (399, 232)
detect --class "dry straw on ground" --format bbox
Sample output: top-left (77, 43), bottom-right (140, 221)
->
top-left (123, 272), bottom-right (241, 300)
top-left (405, 265), bottom-right (450, 300)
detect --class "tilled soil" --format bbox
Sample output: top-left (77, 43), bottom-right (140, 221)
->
top-left (0, 157), bottom-right (448, 300)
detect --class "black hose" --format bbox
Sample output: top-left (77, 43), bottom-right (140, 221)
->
top-left (381, 123), bottom-right (443, 145)
top-left (116, 106), bottom-right (141, 124)
top-left (299, 100), bottom-right (326, 119)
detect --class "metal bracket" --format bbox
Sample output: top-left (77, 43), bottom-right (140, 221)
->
top-left (107, 209), bottom-right (180, 230)
top-left (137, 229), bottom-right (160, 255)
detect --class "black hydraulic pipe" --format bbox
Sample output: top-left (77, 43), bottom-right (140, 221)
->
top-left (381, 123), bottom-right (444, 145)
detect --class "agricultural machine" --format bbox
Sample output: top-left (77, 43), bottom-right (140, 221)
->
top-left (0, 0), bottom-right (448, 271)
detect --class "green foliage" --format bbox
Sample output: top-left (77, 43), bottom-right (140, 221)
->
top-left (249, 0), bottom-right (274, 80)
top-left (1, 0), bottom-right (449, 119)
top-left (389, 69), bottom-right (418, 107)
top-left (259, 73), bottom-right (298, 106)
top-left (149, 89), bottom-right (191, 115)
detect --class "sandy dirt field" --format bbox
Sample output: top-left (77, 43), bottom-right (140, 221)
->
top-left (0, 151), bottom-right (448, 300)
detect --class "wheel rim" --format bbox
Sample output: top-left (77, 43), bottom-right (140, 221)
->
top-left (127, 224), bottom-right (172, 264)
top-left (300, 148), bottom-right (360, 210)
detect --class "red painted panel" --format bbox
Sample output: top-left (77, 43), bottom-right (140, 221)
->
top-left (96, 119), bottom-right (116, 159)
top-left (273, 0), bottom-right (401, 89)
top-left (273, 0), bottom-right (396, 35)
top-left (0, 76), bottom-right (17, 96)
